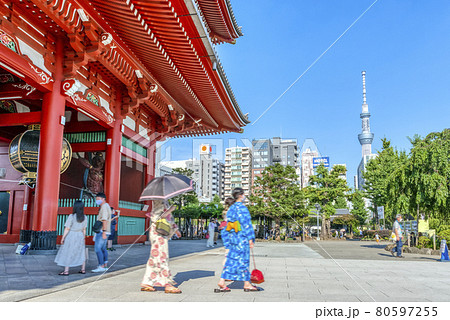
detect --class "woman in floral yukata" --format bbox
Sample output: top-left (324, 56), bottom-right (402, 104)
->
top-left (215, 187), bottom-right (261, 292)
top-left (141, 200), bottom-right (182, 294)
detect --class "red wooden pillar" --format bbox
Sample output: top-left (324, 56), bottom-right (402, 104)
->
top-left (30, 38), bottom-right (65, 252)
top-left (104, 91), bottom-right (123, 211)
top-left (19, 187), bottom-right (33, 243)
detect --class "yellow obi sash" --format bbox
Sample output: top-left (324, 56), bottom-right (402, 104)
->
top-left (226, 221), bottom-right (241, 233)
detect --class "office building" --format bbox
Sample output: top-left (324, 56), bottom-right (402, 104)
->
top-left (271, 137), bottom-right (299, 167)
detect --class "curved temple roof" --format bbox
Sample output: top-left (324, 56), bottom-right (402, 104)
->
top-left (195, 0), bottom-right (243, 44)
top-left (85, 0), bottom-right (248, 136)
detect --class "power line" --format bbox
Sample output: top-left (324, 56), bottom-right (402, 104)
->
top-left (252, 0), bottom-right (380, 126)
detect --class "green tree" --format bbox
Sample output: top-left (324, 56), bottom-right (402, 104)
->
top-left (349, 189), bottom-right (369, 226)
top-left (249, 164), bottom-right (308, 240)
top-left (200, 195), bottom-right (224, 219)
top-left (170, 167), bottom-right (198, 210)
top-left (306, 164), bottom-right (350, 239)
top-left (169, 168), bottom-right (199, 238)
top-left (332, 214), bottom-right (359, 234)
top-left (406, 130), bottom-right (450, 221)
top-left (334, 196), bottom-right (348, 209)
top-left (363, 138), bottom-right (408, 225)
top-left (391, 129), bottom-right (450, 243)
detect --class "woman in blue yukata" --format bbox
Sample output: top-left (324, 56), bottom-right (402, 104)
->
top-left (215, 187), bottom-right (261, 292)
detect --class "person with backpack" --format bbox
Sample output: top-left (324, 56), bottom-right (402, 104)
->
top-left (54, 200), bottom-right (87, 275)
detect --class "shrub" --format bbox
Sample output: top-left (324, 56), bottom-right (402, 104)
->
top-left (363, 230), bottom-right (391, 238)
top-left (417, 236), bottom-right (432, 249)
top-left (429, 219), bottom-right (450, 234)
top-left (438, 229), bottom-right (450, 244)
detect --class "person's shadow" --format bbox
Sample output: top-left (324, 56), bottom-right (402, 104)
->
top-left (173, 270), bottom-right (215, 286)
top-left (225, 281), bottom-right (265, 291)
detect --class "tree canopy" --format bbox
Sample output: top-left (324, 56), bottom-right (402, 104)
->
top-left (306, 164), bottom-right (350, 239)
top-left (363, 129), bottom-right (450, 226)
top-left (249, 163), bottom-right (308, 239)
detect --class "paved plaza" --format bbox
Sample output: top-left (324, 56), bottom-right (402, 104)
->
top-left (1, 240), bottom-right (449, 302)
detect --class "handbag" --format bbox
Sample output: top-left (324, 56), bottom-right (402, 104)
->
top-left (155, 218), bottom-right (171, 236)
top-left (250, 247), bottom-right (264, 284)
top-left (92, 220), bottom-right (103, 233)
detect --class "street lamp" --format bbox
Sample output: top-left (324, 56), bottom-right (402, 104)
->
top-left (314, 203), bottom-right (321, 241)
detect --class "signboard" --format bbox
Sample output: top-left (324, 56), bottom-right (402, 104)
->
top-left (313, 157), bottom-right (330, 168)
top-left (377, 206), bottom-right (384, 220)
top-left (200, 144), bottom-right (212, 154)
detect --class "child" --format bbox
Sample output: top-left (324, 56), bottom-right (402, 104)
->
top-left (375, 232), bottom-right (380, 244)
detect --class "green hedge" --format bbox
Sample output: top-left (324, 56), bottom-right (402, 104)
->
top-left (417, 236), bottom-right (433, 249)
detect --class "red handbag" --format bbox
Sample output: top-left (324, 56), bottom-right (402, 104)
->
top-left (250, 248), bottom-right (264, 284)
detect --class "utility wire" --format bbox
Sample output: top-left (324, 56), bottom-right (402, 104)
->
top-left (252, 0), bottom-right (380, 125)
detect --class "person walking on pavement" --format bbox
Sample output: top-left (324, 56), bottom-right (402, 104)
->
top-left (206, 218), bottom-right (216, 247)
top-left (215, 187), bottom-right (260, 293)
top-left (92, 192), bottom-right (112, 272)
top-left (107, 208), bottom-right (119, 251)
top-left (391, 214), bottom-right (404, 258)
top-left (141, 200), bottom-right (182, 293)
top-left (55, 200), bottom-right (87, 275)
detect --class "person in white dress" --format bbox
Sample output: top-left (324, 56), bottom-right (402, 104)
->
top-left (54, 200), bottom-right (87, 275)
top-left (207, 218), bottom-right (216, 247)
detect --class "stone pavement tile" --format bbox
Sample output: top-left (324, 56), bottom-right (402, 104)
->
top-left (289, 293), bottom-right (326, 302)
top-left (425, 294), bottom-right (450, 302)
top-left (315, 286), bottom-right (350, 295)
top-left (109, 292), bottom-right (175, 302)
top-left (181, 293), bottom-right (255, 302)
top-left (253, 292), bottom-right (290, 302)
top-left (322, 294), bottom-right (362, 302)
top-left (286, 285), bottom-right (319, 295)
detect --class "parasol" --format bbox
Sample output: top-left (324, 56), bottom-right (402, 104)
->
top-left (139, 174), bottom-right (194, 202)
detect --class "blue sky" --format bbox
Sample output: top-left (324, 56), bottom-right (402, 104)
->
top-left (159, 0), bottom-right (450, 186)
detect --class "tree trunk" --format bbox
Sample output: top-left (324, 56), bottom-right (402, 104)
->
top-left (326, 219), bottom-right (331, 239)
top-left (302, 222), bottom-right (305, 242)
top-left (374, 203), bottom-right (379, 230)
top-left (416, 204), bottom-right (420, 247)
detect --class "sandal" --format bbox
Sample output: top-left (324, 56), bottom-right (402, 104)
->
top-left (78, 270), bottom-right (86, 274)
top-left (140, 285), bottom-right (156, 292)
top-left (244, 286), bottom-right (261, 292)
top-left (58, 271), bottom-right (69, 276)
top-left (165, 286), bottom-right (182, 294)
top-left (214, 285), bottom-right (231, 293)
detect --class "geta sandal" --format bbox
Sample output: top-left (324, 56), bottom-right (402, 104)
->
top-left (140, 285), bottom-right (156, 292)
top-left (164, 286), bottom-right (182, 294)
top-left (214, 286), bottom-right (231, 293)
top-left (244, 286), bottom-right (261, 292)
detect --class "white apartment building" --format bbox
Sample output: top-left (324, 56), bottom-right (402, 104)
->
top-left (224, 147), bottom-right (252, 198)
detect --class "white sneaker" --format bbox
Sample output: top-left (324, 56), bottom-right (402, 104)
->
top-left (92, 267), bottom-right (107, 273)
